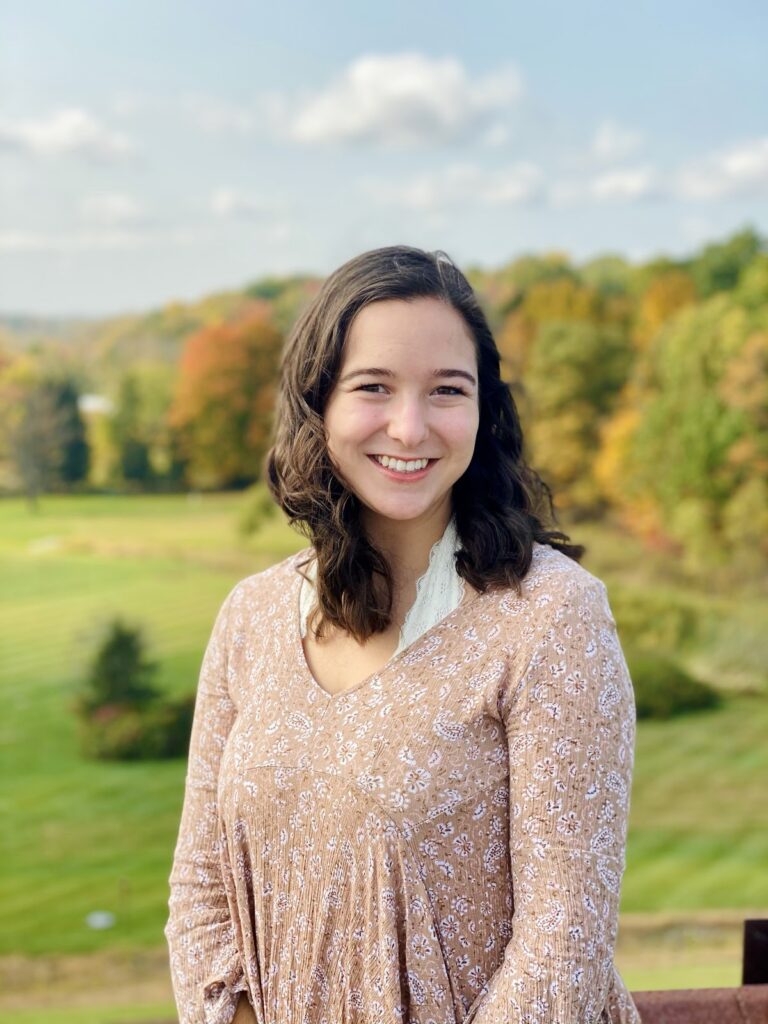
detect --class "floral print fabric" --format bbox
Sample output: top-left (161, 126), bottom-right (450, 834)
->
top-left (164, 541), bottom-right (641, 1024)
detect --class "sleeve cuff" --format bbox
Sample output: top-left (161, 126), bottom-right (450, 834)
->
top-left (202, 941), bottom-right (249, 1024)
top-left (460, 982), bottom-right (492, 1023)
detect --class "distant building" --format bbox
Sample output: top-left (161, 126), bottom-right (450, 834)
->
top-left (79, 394), bottom-right (114, 415)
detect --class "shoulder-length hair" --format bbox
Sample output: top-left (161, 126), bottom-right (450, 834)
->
top-left (265, 244), bottom-right (584, 643)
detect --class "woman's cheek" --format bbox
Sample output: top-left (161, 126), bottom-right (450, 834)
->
top-left (350, 404), bottom-right (386, 436)
top-left (444, 407), bottom-right (479, 443)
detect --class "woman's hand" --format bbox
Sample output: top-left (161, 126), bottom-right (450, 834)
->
top-left (232, 993), bottom-right (258, 1023)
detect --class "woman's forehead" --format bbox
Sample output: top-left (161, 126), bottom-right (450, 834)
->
top-left (344, 297), bottom-right (476, 362)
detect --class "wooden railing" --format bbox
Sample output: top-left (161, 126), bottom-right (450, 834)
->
top-left (631, 919), bottom-right (768, 1023)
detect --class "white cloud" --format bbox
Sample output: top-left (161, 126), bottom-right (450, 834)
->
top-left (80, 192), bottom-right (146, 226)
top-left (364, 162), bottom-right (543, 211)
top-left (554, 138), bottom-right (768, 205)
top-left (590, 166), bottom-right (658, 201)
top-left (549, 180), bottom-right (584, 206)
top-left (592, 119), bottom-right (643, 162)
top-left (0, 108), bottom-right (134, 160)
top-left (211, 188), bottom-right (269, 218)
top-left (185, 97), bottom-right (260, 135)
top-left (675, 137), bottom-right (768, 200)
top-left (0, 228), bottom-right (195, 253)
top-left (551, 165), bottom-right (658, 205)
top-left (482, 123), bottom-right (511, 148)
top-left (286, 53), bottom-right (523, 147)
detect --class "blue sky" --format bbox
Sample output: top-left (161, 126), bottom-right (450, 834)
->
top-left (1, 0), bottom-right (766, 316)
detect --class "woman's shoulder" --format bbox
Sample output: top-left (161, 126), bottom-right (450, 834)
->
top-left (221, 545), bottom-right (313, 615)
top-left (528, 540), bottom-right (607, 594)
top-left (487, 540), bottom-right (609, 621)
top-left (477, 543), bottom-right (614, 676)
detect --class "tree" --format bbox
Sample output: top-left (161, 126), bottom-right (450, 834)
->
top-left (54, 378), bottom-right (89, 484)
top-left (633, 270), bottom-right (696, 350)
top-left (0, 358), bottom-right (89, 506)
top-left (496, 276), bottom-right (631, 390)
top-left (9, 384), bottom-right (68, 506)
top-left (524, 320), bottom-right (633, 511)
top-left (522, 277), bottom-right (605, 325)
top-left (77, 618), bottom-right (160, 717)
top-left (169, 303), bottom-right (283, 488)
top-left (110, 372), bottom-right (153, 483)
top-left (607, 295), bottom-right (768, 572)
top-left (688, 227), bottom-right (764, 298)
top-left (579, 254), bottom-right (634, 296)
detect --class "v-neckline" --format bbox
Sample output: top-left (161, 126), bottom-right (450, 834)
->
top-left (291, 551), bottom-right (483, 701)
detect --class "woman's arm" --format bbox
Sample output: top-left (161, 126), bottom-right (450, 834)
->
top-left (164, 583), bottom-right (250, 1024)
top-left (465, 578), bottom-right (638, 1024)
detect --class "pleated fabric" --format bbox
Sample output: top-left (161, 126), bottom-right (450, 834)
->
top-left (165, 541), bottom-right (641, 1024)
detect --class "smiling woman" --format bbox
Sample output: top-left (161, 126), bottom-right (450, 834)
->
top-left (164, 245), bottom-right (641, 1024)
top-left (323, 296), bottom-right (480, 559)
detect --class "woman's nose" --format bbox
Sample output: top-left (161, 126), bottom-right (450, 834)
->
top-left (386, 397), bottom-right (429, 448)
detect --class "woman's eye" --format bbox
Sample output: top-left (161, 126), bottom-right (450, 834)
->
top-left (355, 384), bottom-right (467, 396)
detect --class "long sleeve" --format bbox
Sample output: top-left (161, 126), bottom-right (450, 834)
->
top-left (465, 577), bottom-right (638, 1024)
top-left (164, 583), bottom-right (249, 1024)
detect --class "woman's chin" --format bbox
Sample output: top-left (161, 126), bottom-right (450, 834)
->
top-left (360, 494), bottom-right (449, 526)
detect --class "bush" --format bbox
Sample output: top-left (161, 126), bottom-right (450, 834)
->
top-left (77, 694), bottom-right (196, 761)
top-left (238, 482), bottom-right (280, 538)
top-left (625, 648), bottom-right (722, 720)
top-left (76, 618), bottom-right (160, 717)
top-left (610, 589), bottom-right (700, 654)
top-left (74, 617), bottom-right (196, 761)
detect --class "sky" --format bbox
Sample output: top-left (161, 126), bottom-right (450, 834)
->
top-left (1, 0), bottom-right (766, 317)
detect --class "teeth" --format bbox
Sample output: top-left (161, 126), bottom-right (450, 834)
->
top-left (373, 455), bottom-right (429, 473)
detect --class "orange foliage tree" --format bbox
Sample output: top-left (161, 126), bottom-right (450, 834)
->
top-left (633, 269), bottom-right (696, 350)
top-left (169, 303), bottom-right (283, 489)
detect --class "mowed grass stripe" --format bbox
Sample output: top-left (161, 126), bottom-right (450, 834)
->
top-left (3, 492), bottom-right (767, 955)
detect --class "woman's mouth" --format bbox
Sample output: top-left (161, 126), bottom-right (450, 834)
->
top-left (367, 454), bottom-right (437, 480)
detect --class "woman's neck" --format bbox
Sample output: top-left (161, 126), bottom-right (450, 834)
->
top-left (362, 501), bottom-right (453, 598)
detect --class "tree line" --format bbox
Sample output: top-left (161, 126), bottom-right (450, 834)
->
top-left (0, 227), bottom-right (765, 578)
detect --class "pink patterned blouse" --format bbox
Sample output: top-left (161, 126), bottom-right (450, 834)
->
top-left (164, 541), bottom-right (641, 1024)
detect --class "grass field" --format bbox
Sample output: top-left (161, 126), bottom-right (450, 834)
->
top-left (2, 491), bottom-right (766, 1009)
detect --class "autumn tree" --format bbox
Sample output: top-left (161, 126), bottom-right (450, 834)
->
top-left (110, 371), bottom-right (155, 484)
top-left (601, 293), bottom-right (768, 574)
top-left (0, 356), bottom-right (89, 506)
top-left (169, 303), bottom-right (282, 489)
top-left (496, 276), bottom-right (628, 383)
top-left (735, 252), bottom-right (768, 312)
top-left (687, 227), bottom-right (764, 298)
top-left (523, 320), bottom-right (633, 512)
top-left (633, 269), bottom-right (696, 350)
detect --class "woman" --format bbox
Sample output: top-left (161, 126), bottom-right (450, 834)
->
top-left (165, 245), bottom-right (641, 1024)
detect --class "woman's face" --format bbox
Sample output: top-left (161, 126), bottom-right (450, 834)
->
top-left (323, 296), bottom-right (480, 534)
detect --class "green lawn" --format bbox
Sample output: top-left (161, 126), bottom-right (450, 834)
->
top-left (1, 492), bottom-right (304, 956)
top-left (1, 491), bottom-right (766, 993)
top-left (0, 1004), bottom-right (177, 1024)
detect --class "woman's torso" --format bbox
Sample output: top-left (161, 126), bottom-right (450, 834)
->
top-left (213, 542), bottom-right (637, 1023)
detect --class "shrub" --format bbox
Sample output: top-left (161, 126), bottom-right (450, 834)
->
top-left (610, 589), bottom-right (700, 654)
top-left (76, 618), bottom-right (160, 717)
top-left (74, 618), bottom-right (196, 761)
top-left (77, 694), bottom-right (196, 761)
top-left (625, 648), bottom-right (722, 720)
top-left (238, 482), bottom-right (280, 538)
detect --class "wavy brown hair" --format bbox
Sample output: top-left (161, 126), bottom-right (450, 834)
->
top-left (265, 244), bottom-right (584, 643)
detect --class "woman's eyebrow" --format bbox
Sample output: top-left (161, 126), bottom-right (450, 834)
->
top-left (339, 367), bottom-right (477, 386)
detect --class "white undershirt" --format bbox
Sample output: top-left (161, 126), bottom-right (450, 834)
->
top-left (299, 517), bottom-right (465, 657)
